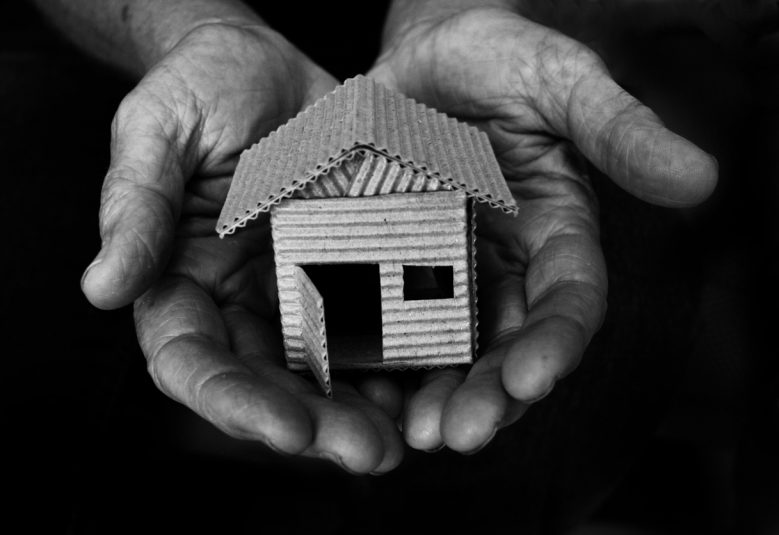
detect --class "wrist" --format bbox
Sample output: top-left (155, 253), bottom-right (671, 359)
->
top-left (381, 0), bottom-right (519, 49)
top-left (31, 0), bottom-right (267, 77)
top-left (127, 1), bottom-right (265, 73)
top-left (134, 18), bottom-right (334, 136)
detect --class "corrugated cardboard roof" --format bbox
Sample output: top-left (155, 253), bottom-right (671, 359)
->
top-left (217, 75), bottom-right (517, 237)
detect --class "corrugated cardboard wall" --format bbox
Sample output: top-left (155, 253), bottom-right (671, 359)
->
top-left (273, 190), bottom-right (473, 369)
top-left (295, 152), bottom-right (450, 199)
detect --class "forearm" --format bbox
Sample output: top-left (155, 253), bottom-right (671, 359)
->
top-left (32, 0), bottom-right (263, 76)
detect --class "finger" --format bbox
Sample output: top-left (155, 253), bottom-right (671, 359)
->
top-left (441, 159), bottom-right (606, 447)
top-left (559, 66), bottom-right (718, 207)
top-left (135, 276), bottom-right (314, 454)
top-left (440, 359), bottom-right (528, 453)
top-left (500, 285), bottom-right (605, 402)
top-left (403, 369), bottom-right (465, 451)
top-left (334, 384), bottom-right (405, 474)
top-left (501, 229), bottom-right (607, 401)
top-left (82, 91), bottom-right (185, 310)
top-left (224, 307), bottom-right (398, 474)
top-left (357, 375), bottom-right (404, 420)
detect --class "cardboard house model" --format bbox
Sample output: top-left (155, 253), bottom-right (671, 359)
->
top-left (217, 76), bottom-right (518, 397)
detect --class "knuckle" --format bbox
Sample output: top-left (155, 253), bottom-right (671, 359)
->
top-left (194, 370), bottom-right (257, 433)
top-left (536, 32), bottom-right (603, 89)
top-left (144, 340), bottom-right (179, 401)
top-left (113, 94), bottom-right (139, 127)
top-left (112, 84), bottom-right (183, 145)
top-left (98, 172), bottom-right (176, 243)
top-left (98, 177), bottom-right (131, 237)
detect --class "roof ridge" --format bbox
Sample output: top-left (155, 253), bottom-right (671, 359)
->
top-left (217, 76), bottom-right (517, 236)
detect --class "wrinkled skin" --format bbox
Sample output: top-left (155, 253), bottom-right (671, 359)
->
top-left (81, 9), bottom-right (718, 472)
top-left (82, 23), bottom-right (405, 474)
top-left (368, 7), bottom-right (717, 452)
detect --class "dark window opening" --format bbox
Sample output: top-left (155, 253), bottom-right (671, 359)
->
top-left (403, 265), bottom-right (454, 300)
top-left (302, 263), bottom-right (382, 365)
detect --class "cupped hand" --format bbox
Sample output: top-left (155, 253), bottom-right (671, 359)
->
top-left (83, 23), bottom-right (404, 473)
top-left (369, 7), bottom-right (718, 453)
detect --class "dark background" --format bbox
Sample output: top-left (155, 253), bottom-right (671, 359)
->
top-left (4, 2), bottom-right (777, 533)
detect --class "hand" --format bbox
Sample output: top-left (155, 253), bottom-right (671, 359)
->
top-left (82, 23), bottom-right (404, 473)
top-left (369, 6), bottom-right (718, 452)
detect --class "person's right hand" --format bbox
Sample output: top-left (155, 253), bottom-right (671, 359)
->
top-left (81, 22), bottom-right (405, 474)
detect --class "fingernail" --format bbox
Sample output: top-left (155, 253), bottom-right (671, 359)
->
top-left (318, 451), bottom-right (359, 475)
top-left (80, 258), bottom-right (102, 289)
top-left (423, 444), bottom-right (445, 453)
top-left (462, 426), bottom-right (498, 456)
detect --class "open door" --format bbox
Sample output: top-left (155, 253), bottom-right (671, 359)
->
top-left (294, 266), bottom-right (332, 398)
top-left (301, 263), bottom-right (383, 366)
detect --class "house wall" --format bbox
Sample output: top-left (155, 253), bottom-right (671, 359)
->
top-left (272, 190), bottom-right (474, 369)
top-left (294, 151), bottom-right (450, 199)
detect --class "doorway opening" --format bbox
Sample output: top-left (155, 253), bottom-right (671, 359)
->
top-left (302, 263), bottom-right (383, 367)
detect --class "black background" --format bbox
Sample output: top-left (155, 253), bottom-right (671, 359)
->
top-left (4, 2), bottom-right (778, 533)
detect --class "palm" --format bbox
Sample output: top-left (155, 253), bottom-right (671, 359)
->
top-left (127, 25), bottom-right (321, 399)
top-left (368, 7), bottom-right (714, 451)
top-left (84, 24), bottom-right (405, 473)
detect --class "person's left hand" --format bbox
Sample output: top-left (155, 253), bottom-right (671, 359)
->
top-left (368, 5), bottom-right (717, 453)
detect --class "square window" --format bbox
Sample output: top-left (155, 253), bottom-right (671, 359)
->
top-left (403, 265), bottom-right (454, 300)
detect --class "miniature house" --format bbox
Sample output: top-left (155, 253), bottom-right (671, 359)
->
top-left (217, 76), bottom-right (517, 396)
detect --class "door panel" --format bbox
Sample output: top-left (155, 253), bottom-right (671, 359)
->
top-left (294, 266), bottom-right (332, 397)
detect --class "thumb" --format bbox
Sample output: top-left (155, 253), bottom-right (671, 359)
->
top-left (556, 63), bottom-right (718, 207)
top-left (81, 94), bottom-right (186, 309)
